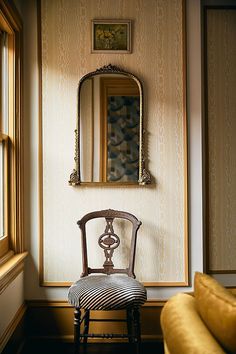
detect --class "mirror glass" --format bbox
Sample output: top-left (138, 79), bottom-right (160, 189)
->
top-left (69, 64), bottom-right (151, 185)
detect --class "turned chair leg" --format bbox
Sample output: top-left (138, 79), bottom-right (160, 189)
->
top-left (83, 309), bottom-right (90, 346)
top-left (127, 307), bottom-right (141, 353)
top-left (127, 308), bottom-right (134, 343)
top-left (133, 307), bottom-right (141, 354)
top-left (74, 308), bottom-right (81, 354)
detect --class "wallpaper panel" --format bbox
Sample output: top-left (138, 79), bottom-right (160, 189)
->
top-left (207, 10), bottom-right (236, 271)
top-left (40, 0), bottom-right (187, 284)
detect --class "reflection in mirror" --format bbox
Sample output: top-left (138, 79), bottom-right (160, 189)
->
top-left (69, 64), bottom-right (151, 186)
top-left (81, 76), bottom-right (140, 182)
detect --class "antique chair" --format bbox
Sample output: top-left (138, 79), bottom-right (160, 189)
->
top-left (68, 209), bottom-right (147, 353)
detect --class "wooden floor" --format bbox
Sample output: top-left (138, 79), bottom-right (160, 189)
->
top-left (21, 340), bottom-right (164, 354)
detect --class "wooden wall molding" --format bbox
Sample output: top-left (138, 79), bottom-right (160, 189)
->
top-left (4, 289), bottom-right (236, 350)
top-left (0, 303), bottom-right (26, 353)
top-left (203, 5), bottom-right (236, 275)
top-left (0, 252), bottom-right (27, 295)
top-left (38, 0), bottom-right (189, 287)
top-left (26, 300), bottom-right (165, 342)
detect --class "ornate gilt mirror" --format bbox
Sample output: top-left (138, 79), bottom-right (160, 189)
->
top-left (69, 64), bottom-right (151, 186)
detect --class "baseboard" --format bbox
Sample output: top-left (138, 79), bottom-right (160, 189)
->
top-left (26, 334), bottom-right (163, 343)
top-left (0, 303), bottom-right (26, 354)
top-left (3, 290), bottom-right (236, 350)
top-left (0, 299), bottom-right (166, 350)
top-left (26, 300), bottom-right (165, 342)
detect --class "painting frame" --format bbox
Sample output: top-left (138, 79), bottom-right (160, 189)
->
top-left (91, 19), bottom-right (131, 53)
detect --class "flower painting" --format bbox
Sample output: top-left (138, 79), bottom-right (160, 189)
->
top-left (92, 20), bottom-right (131, 53)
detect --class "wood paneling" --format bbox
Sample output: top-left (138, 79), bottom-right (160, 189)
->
top-left (0, 303), bottom-right (26, 353)
top-left (26, 300), bottom-right (165, 342)
top-left (204, 8), bottom-right (236, 274)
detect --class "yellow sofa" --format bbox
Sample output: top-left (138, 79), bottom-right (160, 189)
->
top-left (160, 272), bottom-right (236, 354)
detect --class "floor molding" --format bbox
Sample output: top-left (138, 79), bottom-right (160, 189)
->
top-left (0, 303), bottom-right (26, 353)
top-left (26, 299), bottom-right (165, 342)
top-left (1, 299), bottom-right (165, 352)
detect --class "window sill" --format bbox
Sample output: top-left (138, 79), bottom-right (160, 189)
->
top-left (0, 251), bottom-right (28, 294)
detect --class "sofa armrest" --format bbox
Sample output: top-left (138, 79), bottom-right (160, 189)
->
top-left (161, 293), bottom-right (226, 354)
top-left (163, 340), bottom-right (171, 354)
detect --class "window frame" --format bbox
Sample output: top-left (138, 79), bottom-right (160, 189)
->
top-left (0, 0), bottom-right (24, 261)
top-left (0, 134), bottom-right (9, 257)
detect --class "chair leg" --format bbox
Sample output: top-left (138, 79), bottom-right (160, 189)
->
top-left (127, 308), bottom-right (134, 343)
top-left (133, 307), bottom-right (141, 354)
top-left (74, 308), bottom-right (81, 354)
top-left (83, 309), bottom-right (90, 343)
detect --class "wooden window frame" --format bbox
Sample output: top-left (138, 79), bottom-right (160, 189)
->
top-left (0, 0), bottom-right (24, 261)
top-left (0, 134), bottom-right (9, 257)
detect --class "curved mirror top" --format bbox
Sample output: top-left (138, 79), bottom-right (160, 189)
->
top-left (69, 64), bottom-right (151, 186)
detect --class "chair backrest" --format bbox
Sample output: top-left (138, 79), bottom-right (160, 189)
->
top-left (77, 209), bottom-right (142, 278)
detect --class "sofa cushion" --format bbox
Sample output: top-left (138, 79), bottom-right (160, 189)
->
top-left (195, 272), bottom-right (236, 353)
top-left (161, 293), bottom-right (226, 354)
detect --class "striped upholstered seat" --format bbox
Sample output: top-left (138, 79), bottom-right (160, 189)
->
top-left (68, 275), bottom-right (147, 310)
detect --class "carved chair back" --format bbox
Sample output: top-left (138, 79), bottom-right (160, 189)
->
top-left (77, 209), bottom-right (142, 278)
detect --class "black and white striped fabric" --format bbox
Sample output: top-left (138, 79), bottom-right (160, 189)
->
top-left (68, 275), bottom-right (147, 310)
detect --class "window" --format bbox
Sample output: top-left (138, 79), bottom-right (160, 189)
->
top-left (0, 1), bottom-right (23, 260)
top-left (0, 135), bottom-right (8, 257)
top-left (0, 30), bottom-right (9, 258)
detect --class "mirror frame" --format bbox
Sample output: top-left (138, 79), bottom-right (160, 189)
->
top-left (69, 64), bottom-right (151, 186)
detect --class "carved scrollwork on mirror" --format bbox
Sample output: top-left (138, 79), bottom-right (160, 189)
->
top-left (69, 64), bottom-right (151, 186)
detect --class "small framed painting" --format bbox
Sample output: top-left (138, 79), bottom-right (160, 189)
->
top-left (91, 19), bottom-right (131, 53)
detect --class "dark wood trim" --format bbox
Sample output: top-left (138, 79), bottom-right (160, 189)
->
top-left (37, 0), bottom-right (44, 287)
top-left (202, 4), bottom-right (236, 275)
top-left (1, 303), bottom-right (26, 354)
top-left (202, 2), bottom-right (210, 275)
top-left (208, 270), bottom-right (236, 274)
top-left (0, 0), bottom-right (22, 31)
top-left (202, 0), bottom-right (236, 8)
top-left (25, 299), bottom-right (165, 343)
top-left (182, 0), bottom-right (190, 287)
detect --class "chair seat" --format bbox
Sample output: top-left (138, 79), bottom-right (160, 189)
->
top-left (68, 275), bottom-right (147, 310)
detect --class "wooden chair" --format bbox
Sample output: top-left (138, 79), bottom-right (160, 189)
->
top-left (68, 209), bottom-right (147, 353)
